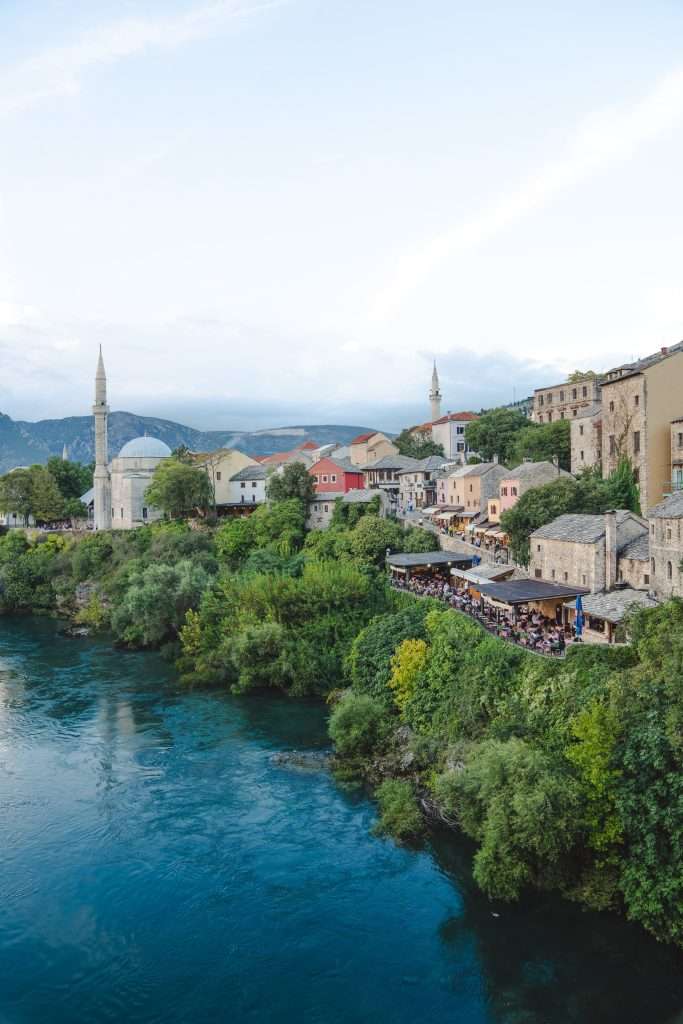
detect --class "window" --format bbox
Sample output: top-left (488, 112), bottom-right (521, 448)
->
top-left (331, 474), bottom-right (337, 483)
top-left (634, 394), bottom-right (639, 407)
top-left (668, 562), bottom-right (673, 580)
top-left (457, 442), bottom-right (464, 452)
top-left (111, 508), bottom-right (114, 518)
top-left (216, 471), bottom-right (221, 481)
top-left (241, 496), bottom-right (245, 504)
top-left (120, 507), bottom-right (124, 518)
top-left (560, 390), bottom-right (565, 401)
top-left (502, 487), bottom-right (508, 496)
top-left (633, 431), bottom-right (640, 453)
top-left (313, 503), bottom-right (319, 512)
top-left (551, 569), bottom-right (556, 579)
top-left (582, 386), bottom-right (587, 397)
top-left (651, 523), bottom-right (655, 534)
top-left (573, 408), bottom-right (577, 417)
top-left (678, 432), bottom-right (683, 448)
top-left (667, 527), bottom-right (672, 541)
top-left (560, 411), bottom-right (565, 419)
top-left (469, 484), bottom-right (473, 492)
top-left (324, 504), bottom-right (329, 513)
top-left (609, 400), bottom-right (615, 412)
top-left (609, 435), bottom-right (616, 456)
top-left (579, 424), bottom-right (584, 435)
top-left (644, 573), bottom-right (650, 585)
top-left (241, 481), bottom-right (246, 489)
top-left (537, 544), bottom-right (541, 552)
top-left (535, 569), bottom-right (542, 578)
top-left (572, 388), bottom-right (577, 400)
top-left (142, 507), bottom-right (148, 520)
top-left (633, 468), bottom-right (640, 483)
top-left (252, 481), bottom-right (257, 488)
top-left (547, 392), bottom-right (552, 403)
top-left (511, 487), bottom-right (517, 496)
top-left (564, 572), bottom-right (568, 581)
top-left (322, 475), bottom-right (328, 483)
top-left (580, 450), bottom-right (585, 461)
top-left (582, 574), bottom-right (587, 585)
top-left (651, 557), bottom-right (656, 574)
top-left (491, 504), bottom-right (497, 514)
top-left (252, 495), bottom-right (256, 503)
top-left (539, 395), bottom-right (544, 406)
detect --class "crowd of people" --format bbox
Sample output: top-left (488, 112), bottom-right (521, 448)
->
top-left (391, 573), bottom-right (569, 657)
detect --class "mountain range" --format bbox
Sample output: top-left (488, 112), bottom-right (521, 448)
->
top-left (0, 411), bottom-right (379, 474)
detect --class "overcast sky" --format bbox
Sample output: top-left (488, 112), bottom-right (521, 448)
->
top-left (2, 0), bottom-right (683, 432)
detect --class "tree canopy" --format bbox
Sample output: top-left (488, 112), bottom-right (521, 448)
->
top-left (465, 408), bottom-right (529, 464)
top-left (266, 461), bottom-right (316, 503)
top-left (395, 428), bottom-right (444, 459)
top-left (145, 459), bottom-right (212, 519)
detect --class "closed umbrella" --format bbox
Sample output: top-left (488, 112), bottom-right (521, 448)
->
top-left (575, 595), bottom-right (584, 639)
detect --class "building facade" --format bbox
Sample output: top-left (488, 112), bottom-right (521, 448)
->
top-left (570, 405), bottom-right (602, 475)
top-left (228, 464), bottom-right (267, 507)
top-left (648, 491), bottom-right (683, 600)
top-left (530, 511), bottom-right (648, 592)
top-left (446, 463), bottom-right (508, 515)
top-left (191, 448), bottom-right (259, 507)
top-left (533, 377), bottom-right (602, 424)
top-left (398, 456), bottom-right (448, 510)
top-left (671, 419), bottom-right (683, 492)
top-left (600, 346), bottom-right (683, 513)
top-left (348, 431), bottom-right (398, 467)
top-left (309, 456), bottom-right (365, 494)
top-left (430, 412), bottom-right (479, 462)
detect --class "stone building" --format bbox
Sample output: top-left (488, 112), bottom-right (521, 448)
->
top-left (648, 491), bottom-right (683, 600)
top-left (228, 464), bottom-right (267, 508)
top-left (430, 411), bottom-right (479, 463)
top-left (530, 510), bottom-right (648, 592)
top-left (532, 377), bottom-right (601, 424)
top-left (491, 460), bottom-right (570, 522)
top-left (600, 343), bottom-right (683, 513)
top-left (191, 448), bottom-right (260, 507)
top-left (306, 489), bottom-right (389, 531)
top-left (348, 431), bottom-right (398, 467)
top-left (446, 463), bottom-right (508, 516)
top-left (570, 404), bottom-right (602, 475)
top-left (398, 456), bottom-right (448, 511)
top-left (671, 418), bottom-right (683, 492)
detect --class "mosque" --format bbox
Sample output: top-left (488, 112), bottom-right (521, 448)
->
top-left (91, 349), bottom-right (172, 530)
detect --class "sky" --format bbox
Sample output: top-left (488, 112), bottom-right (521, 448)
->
top-left (2, 0), bottom-right (683, 432)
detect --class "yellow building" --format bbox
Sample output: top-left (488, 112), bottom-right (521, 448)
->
top-left (191, 448), bottom-right (260, 507)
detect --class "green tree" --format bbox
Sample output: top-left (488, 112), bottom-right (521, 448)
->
top-left (110, 559), bottom-right (212, 647)
top-left (388, 638), bottom-right (428, 713)
top-left (144, 459), bottom-right (212, 518)
top-left (374, 779), bottom-right (423, 841)
top-left (346, 604), bottom-right (432, 704)
top-left (216, 517), bottom-right (256, 569)
top-left (266, 461), bottom-right (315, 502)
top-left (30, 465), bottom-right (65, 522)
top-left (0, 468), bottom-right (34, 524)
top-left (395, 428), bottom-right (444, 459)
top-left (605, 457), bottom-right (640, 515)
top-left (465, 408), bottom-right (529, 464)
top-left (509, 420), bottom-right (571, 471)
top-left (46, 456), bottom-right (92, 500)
top-left (348, 515), bottom-right (405, 566)
top-left (501, 477), bottom-right (580, 565)
top-left (433, 738), bottom-right (581, 900)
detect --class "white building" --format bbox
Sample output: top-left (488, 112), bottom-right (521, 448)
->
top-left (228, 464), bottom-right (267, 507)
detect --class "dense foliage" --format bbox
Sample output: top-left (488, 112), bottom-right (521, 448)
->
top-left (0, 459), bottom-right (92, 524)
top-left (145, 458), bottom-right (213, 518)
top-left (266, 462), bottom-right (315, 502)
top-left (465, 407), bottom-right (571, 470)
top-left (333, 590), bottom-right (683, 948)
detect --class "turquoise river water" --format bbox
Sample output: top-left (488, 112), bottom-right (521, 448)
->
top-left (1, 617), bottom-right (683, 1024)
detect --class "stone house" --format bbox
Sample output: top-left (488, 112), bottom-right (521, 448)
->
top-left (398, 456), bottom-right (448, 510)
top-left (228, 464), bottom-right (267, 508)
top-left (491, 460), bottom-right (570, 522)
top-left (648, 491), bottom-right (683, 600)
top-left (671, 418), bottom-right (683, 492)
top-left (533, 377), bottom-right (601, 424)
top-left (530, 510), bottom-right (648, 592)
top-left (348, 432), bottom-right (398, 467)
top-left (600, 343), bottom-right (683, 513)
top-left (571, 405), bottom-right (602, 475)
top-left (446, 463), bottom-right (508, 516)
top-left (307, 489), bottom-right (389, 531)
top-left (192, 448), bottom-right (259, 508)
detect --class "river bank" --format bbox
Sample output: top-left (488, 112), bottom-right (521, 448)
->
top-left (2, 615), bottom-right (683, 1024)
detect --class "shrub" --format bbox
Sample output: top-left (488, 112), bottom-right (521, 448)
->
top-left (374, 779), bottom-right (423, 842)
top-left (328, 693), bottom-right (387, 759)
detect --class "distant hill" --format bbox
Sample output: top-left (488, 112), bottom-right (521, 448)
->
top-left (0, 411), bottom-right (379, 473)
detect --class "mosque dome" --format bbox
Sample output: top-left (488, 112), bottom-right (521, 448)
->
top-left (117, 436), bottom-right (172, 459)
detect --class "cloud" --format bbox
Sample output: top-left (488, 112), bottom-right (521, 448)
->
top-left (370, 67), bottom-right (683, 322)
top-left (0, 0), bottom-right (282, 118)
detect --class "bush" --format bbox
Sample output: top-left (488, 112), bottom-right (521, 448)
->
top-left (374, 779), bottom-right (423, 842)
top-left (346, 604), bottom-right (431, 704)
top-left (328, 693), bottom-right (387, 759)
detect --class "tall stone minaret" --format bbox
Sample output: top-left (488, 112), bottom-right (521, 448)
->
top-left (429, 360), bottom-right (442, 421)
top-left (93, 347), bottom-right (112, 530)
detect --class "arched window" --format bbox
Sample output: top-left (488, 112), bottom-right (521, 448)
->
top-left (667, 561), bottom-right (673, 580)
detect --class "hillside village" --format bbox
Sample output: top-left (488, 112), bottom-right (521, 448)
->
top-left (2, 345), bottom-right (683, 652)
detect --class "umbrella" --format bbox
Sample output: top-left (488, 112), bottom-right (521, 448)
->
top-left (575, 595), bottom-right (584, 637)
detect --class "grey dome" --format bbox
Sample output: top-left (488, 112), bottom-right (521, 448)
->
top-left (118, 436), bottom-right (172, 459)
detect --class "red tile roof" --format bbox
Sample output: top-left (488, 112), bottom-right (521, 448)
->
top-left (296, 441), bottom-right (318, 450)
top-left (350, 431), bottom-right (379, 445)
top-left (431, 411), bottom-right (479, 425)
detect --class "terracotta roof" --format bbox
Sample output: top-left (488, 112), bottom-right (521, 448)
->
top-left (350, 431), bottom-right (380, 445)
top-left (431, 411), bottom-right (479, 425)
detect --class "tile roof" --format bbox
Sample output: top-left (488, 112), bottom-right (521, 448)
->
top-left (504, 461), bottom-right (572, 485)
top-left (601, 340), bottom-right (683, 386)
top-left (648, 491), bottom-right (683, 519)
top-left (572, 403), bottom-right (602, 419)
top-left (341, 489), bottom-right (377, 503)
top-left (449, 461), bottom-right (504, 479)
top-left (478, 579), bottom-right (589, 604)
top-left (563, 588), bottom-right (658, 624)
top-left (230, 465), bottom-right (267, 481)
top-left (365, 454), bottom-right (421, 471)
top-left (531, 511), bottom-right (634, 544)
top-left (431, 411), bottom-right (479, 425)
top-left (350, 431), bottom-right (380, 445)
top-left (387, 551), bottom-right (474, 568)
top-left (620, 533), bottom-right (649, 560)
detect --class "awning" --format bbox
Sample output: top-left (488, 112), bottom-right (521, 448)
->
top-left (421, 506), bottom-right (441, 515)
top-left (434, 510), bottom-right (458, 521)
top-left (485, 527), bottom-right (503, 537)
top-left (477, 579), bottom-right (590, 607)
top-left (451, 566), bottom-right (515, 586)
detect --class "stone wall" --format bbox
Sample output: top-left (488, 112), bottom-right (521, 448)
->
top-left (650, 516), bottom-right (683, 599)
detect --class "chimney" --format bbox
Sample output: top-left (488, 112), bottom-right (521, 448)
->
top-left (605, 510), bottom-right (617, 590)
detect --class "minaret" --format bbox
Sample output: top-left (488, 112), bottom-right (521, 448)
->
top-left (429, 360), bottom-right (442, 421)
top-left (93, 347), bottom-right (112, 530)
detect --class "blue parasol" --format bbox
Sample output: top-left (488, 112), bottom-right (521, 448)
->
top-left (575, 594), bottom-right (584, 637)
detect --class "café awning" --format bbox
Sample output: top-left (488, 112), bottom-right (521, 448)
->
top-left (386, 551), bottom-right (474, 571)
top-left (451, 565), bottom-right (515, 586)
top-left (477, 579), bottom-right (590, 607)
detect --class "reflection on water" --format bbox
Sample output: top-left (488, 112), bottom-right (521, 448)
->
top-left (1, 617), bottom-right (682, 1024)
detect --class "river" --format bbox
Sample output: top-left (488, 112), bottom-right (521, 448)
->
top-left (1, 617), bottom-right (682, 1024)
